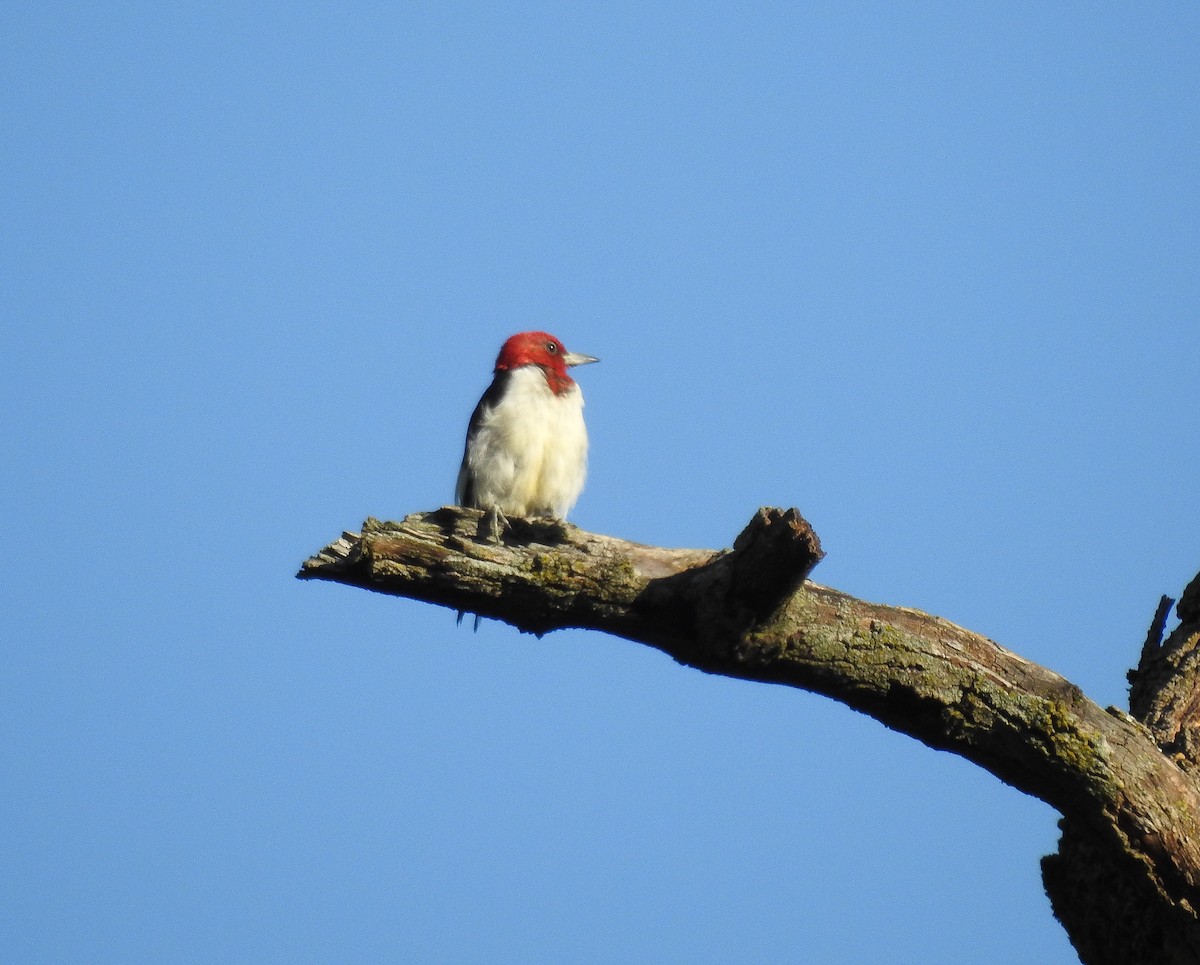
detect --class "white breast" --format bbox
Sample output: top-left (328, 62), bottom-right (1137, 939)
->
top-left (458, 365), bottom-right (589, 518)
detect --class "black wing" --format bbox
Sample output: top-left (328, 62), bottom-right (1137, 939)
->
top-left (455, 371), bottom-right (510, 507)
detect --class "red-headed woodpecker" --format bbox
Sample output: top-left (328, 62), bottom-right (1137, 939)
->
top-left (456, 331), bottom-right (598, 535)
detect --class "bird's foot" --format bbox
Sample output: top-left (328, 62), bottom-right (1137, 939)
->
top-left (478, 505), bottom-right (509, 545)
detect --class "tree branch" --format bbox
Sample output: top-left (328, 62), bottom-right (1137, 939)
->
top-left (299, 506), bottom-right (1200, 964)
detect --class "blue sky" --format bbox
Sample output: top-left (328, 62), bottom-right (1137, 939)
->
top-left (3, 3), bottom-right (1197, 962)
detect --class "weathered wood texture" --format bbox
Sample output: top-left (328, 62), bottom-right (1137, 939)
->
top-left (299, 506), bottom-right (1200, 965)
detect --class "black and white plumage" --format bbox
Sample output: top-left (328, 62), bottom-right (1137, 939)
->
top-left (456, 331), bottom-right (598, 522)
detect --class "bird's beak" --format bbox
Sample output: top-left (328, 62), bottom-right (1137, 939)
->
top-left (563, 351), bottom-right (599, 367)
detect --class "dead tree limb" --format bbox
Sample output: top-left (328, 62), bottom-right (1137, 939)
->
top-left (299, 506), bottom-right (1200, 965)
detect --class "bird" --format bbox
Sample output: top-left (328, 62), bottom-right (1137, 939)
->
top-left (456, 331), bottom-right (598, 540)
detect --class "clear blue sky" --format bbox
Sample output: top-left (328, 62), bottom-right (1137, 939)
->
top-left (4, 4), bottom-right (1197, 963)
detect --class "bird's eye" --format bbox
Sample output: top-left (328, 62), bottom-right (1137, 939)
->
top-left (546, 341), bottom-right (557, 353)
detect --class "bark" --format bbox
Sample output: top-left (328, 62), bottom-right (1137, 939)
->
top-left (298, 506), bottom-right (1200, 964)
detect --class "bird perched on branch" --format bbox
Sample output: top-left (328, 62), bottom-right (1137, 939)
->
top-left (456, 331), bottom-right (598, 541)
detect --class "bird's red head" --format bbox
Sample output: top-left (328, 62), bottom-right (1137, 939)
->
top-left (493, 331), bottom-right (598, 395)
top-left (495, 331), bottom-right (569, 374)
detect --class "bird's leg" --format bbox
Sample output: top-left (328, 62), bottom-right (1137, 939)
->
top-left (480, 504), bottom-right (508, 545)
